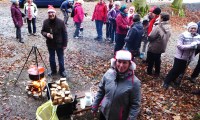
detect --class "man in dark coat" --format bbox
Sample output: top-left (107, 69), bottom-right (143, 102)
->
top-left (60, 0), bottom-right (74, 25)
top-left (41, 5), bottom-right (68, 77)
top-left (125, 14), bottom-right (144, 59)
top-left (11, 0), bottom-right (24, 43)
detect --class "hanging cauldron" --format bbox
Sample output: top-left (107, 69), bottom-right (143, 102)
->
top-left (27, 65), bottom-right (45, 81)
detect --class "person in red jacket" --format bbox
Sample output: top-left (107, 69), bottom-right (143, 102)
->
top-left (92, 0), bottom-right (107, 41)
top-left (114, 4), bottom-right (131, 53)
top-left (73, 0), bottom-right (84, 38)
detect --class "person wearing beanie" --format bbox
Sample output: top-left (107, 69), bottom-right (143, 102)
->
top-left (187, 21), bottom-right (200, 84)
top-left (92, 50), bottom-right (141, 120)
top-left (115, 4), bottom-right (132, 53)
top-left (41, 5), bottom-right (68, 77)
top-left (147, 12), bottom-right (171, 76)
top-left (125, 14), bottom-right (144, 59)
top-left (24, 0), bottom-right (38, 36)
top-left (10, 0), bottom-right (25, 43)
top-left (163, 22), bottom-right (200, 89)
top-left (60, 0), bottom-right (74, 25)
top-left (107, 1), bottom-right (121, 43)
top-left (92, 0), bottom-right (107, 41)
top-left (73, 0), bottom-right (84, 38)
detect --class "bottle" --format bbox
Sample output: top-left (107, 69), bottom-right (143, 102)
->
top-left (50, 28), bottom-right (53, 39)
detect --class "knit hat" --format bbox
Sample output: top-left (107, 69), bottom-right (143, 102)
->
top-left (120, 4), bottom-right (127, 12)
top-left (111, 50), bottom-right (136, 70)
top-left (10, 0), bottom-right (18, 3)
top-left (77, 0), bottom-right (84, 4)
top-left (187, 22), bottom-right (198, 30)
top-left (152, 7), bottom-right (161, 15)
top-left (114, 1), bottom-right (121, 6)
top-left (115, 50), bottom-right (132, 60)
top-left (48, 5), bottom-right (56, 13)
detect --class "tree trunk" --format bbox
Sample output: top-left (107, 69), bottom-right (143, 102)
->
top-left (172, 0), bottom-right (183, 9)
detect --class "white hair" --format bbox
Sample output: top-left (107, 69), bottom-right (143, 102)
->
top-left (114, 1), bottom-right (121, 7)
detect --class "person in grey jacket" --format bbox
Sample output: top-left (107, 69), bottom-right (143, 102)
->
top-left (147, 12), bottom-right (171, 76)
top-left (163, 22), bottom-right (200, 89)
top-left (92, 50), bottom-right (141, 120)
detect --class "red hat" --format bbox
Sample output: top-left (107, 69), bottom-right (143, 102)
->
top-left (48, 5), bottom-right (56, 13)
top-left (149, 6), bottom-right (157, 12)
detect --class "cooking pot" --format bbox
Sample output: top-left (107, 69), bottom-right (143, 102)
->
top-left (27, 65), bottom-right (45, 81)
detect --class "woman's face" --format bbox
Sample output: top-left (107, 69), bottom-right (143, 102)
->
top-left (124, 8), bottom-right (128, 14)
top-left (116, 60), bottom-right (130, 73)
top-left (189, 27), bottom-right (197, 35)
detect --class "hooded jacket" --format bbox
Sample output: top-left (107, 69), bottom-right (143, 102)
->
top-left (175, 31), bottom-right (200, 61)
top-left (125, 21), bottom-right (144, 51)
top-left (24, 2), bottom-right (38, 19)
top-left (148, 21), bottom-right (171, 53)
top-left (73, 3), bottom-right (84, 23)
top-left (92, 2), bottom-right (107, 23)
top-left (116, 13), bottom-right (130, 35)
top-left (92, 60), bottom-right (141, 120)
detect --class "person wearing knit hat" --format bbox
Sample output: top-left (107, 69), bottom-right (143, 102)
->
top-left (60, 0), bottom-right (74, 25)
top-left (163, 22), bottom-right (200, 90)
top-left (92, 50), bottom-right (141, 120)
top-left (152, 7), bottom-right (161, 15)
top-left (41, 5), bottom-right (68, 77)
top-left (10, 0), bottom-right (24, 43)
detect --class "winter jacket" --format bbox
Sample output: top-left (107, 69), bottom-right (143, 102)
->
top-left (107, 8), bottom-right (120, 24)
top-left (24, 2), bottom-right (38, 19)
top-left (41, 17), bottom-right (68, 49)
top-left (92, 68), bottom-right (141, 120)
top-left (148, 21), bottom-right (171, 53)
top-left (175, 31), bottom-right (200, 61)
top-left (11, 4), bottom-right (23, 28)
top-left (148, 15), bottom-right (159, 36)
top-left (60, 0), bottom-right (74, 13)
top-left (197, 21), bottom-right (200, 34)
top-left (116, 13), bottom-right (130, 35)
top-left (73, 3), bottom-right (84, 23)
top-left (92, 2), bottom-right (107, 23)
top-left (125, 22), bottom-right (144, 51)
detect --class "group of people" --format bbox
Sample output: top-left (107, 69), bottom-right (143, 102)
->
top-left (10, 0), bottom-right (200, 119)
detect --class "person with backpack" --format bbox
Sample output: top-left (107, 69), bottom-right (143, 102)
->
top-left (147, 12), bottom-right (171, 76)
top-left (72, 0), bottom-right (84, 39)
top-left (91, 50), bottom-right (141, 120)
top-left (163, 22), bottom-right (200, 89)
top-left (60, 0), bottom-right (74, 25)
top-left (24, 0), bottom-right (38, 36)
top-left (92, 0), bottom-right (107, 41)
top-left (125, 14), bottom-right (144, 59)
top-left (107, 1), bottom-right (121, 43)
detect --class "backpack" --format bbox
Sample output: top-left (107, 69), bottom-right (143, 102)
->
top-left (71, 6), bottom-right (76, 17)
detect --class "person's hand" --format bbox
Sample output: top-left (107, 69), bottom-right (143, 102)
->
top-left (127, 25), bottom-right (130, 29)
top-left (47, 33), bottom-right (53, 39)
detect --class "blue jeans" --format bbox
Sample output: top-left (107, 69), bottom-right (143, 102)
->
top-left (106, 22), bottom-right (111, 38)
top-left (61, 10), bottom-right (69, 24)
top-left (114, 33), bottom-right (126, 53)
top-left (48, 48), bottom-right (65, 73)
top-left (110, 22), bottom-right (116, 42)
top-left (95, 20), bottom-right (103, 39)
top-left (27, 18), bottom-right (36, 34)
top-left (16, 26), bottom-right (21, 39)
top-left (74, 22), bottom-right (81, 37)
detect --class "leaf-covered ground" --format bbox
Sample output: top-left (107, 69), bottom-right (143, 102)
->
top-left (0, 1), bottom-right (200, 120)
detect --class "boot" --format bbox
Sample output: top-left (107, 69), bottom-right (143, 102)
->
top-left (19, 38), bottom-right (24, 43)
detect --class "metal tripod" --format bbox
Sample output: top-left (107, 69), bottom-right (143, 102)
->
top-left (14, 45), bottom-right (48, 85)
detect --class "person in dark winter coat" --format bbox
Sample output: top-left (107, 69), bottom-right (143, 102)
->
top-left (41, 5), bottom-right (68, 77)
top-left (11, 0), bottom-right (24, 43)
top-left (60, 0), bottom-right (74, 25)
top-left (92, 0), bottom-right (108, 41)
top-left (107, 1), bottom-right (121, 43)
top-left (163, 22), bottom-right (200, 89)
top-left (147, 12), bottom-right (171, 76)
top-left (125, 14), bottom-right (144, 59)
top-left (114, 4), bottom-right (131, 53)
top-left (105, 0), bottom-right (113, 40)
top-left (92, 50), bottom-right (141, 120)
